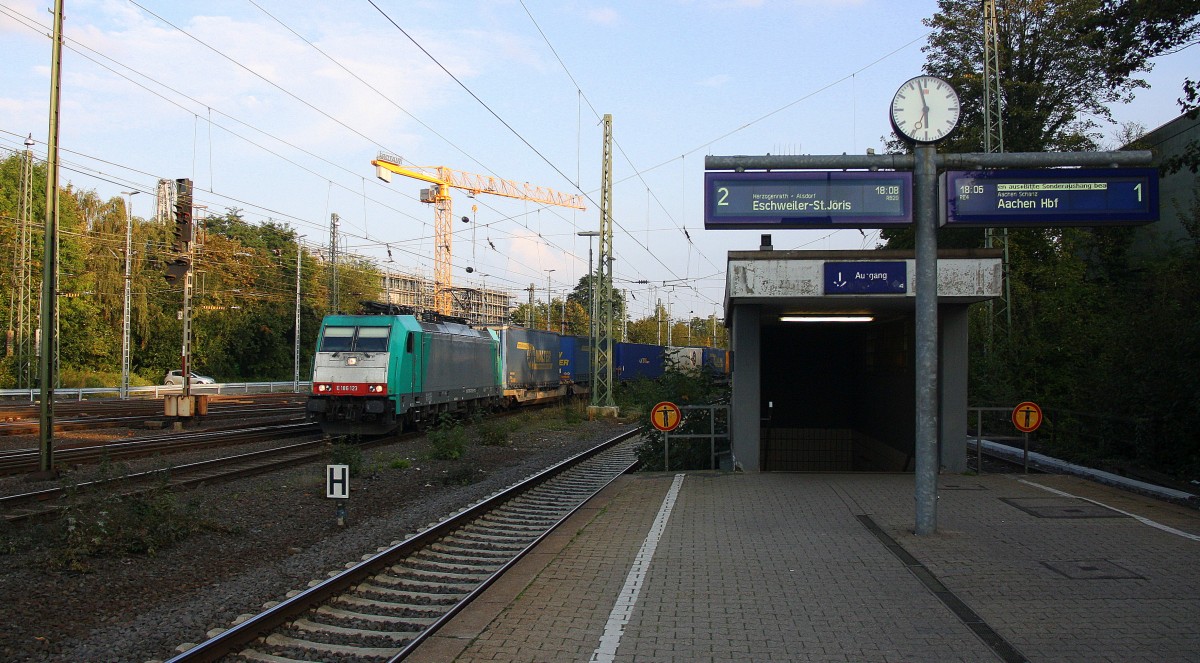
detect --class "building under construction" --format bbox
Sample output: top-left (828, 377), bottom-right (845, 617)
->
top-left (380, 271), bottom-right (512, 327)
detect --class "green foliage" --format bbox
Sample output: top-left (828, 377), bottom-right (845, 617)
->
top-left (388, 456), bottom-right (412, 470)
top-left (0, 161), bottom-right (383, 388)
top-left (56, 367), bottom-right (157, 389)
top-left (440, 466), bottom-right (478, 486)
top-left (476, 418), bottom-right (515, 447)
top-left (622, 361), bottom-right (731, 472)
top-left (329, 442), bottom-right (364, 476)
top-left (427, 413), bottom-right (467, 460)
top-left (49, 488), bottom-right (216, 571)
top-left (877, 2), bottom-right (1200, 481)
top-left (559, 400), bottom-right (585, 425)
top-left (964, 194), bottom-right (1200, 480)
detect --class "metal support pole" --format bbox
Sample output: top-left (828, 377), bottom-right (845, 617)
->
top-left (38, 0), bottom-right (65, 473)
top-left (666, 290), bottom-right (673, 346)
top-left (588, 237), bottom-right (595, 383)
top-left (182, 247), bottom-right (193, 399)
top-left (544, 269), bottom-right (555, 331)
top-left (594, 114), bottom-right (616, 407)
top-left (293, 235), bottom-right (302, 392)
top-left (914, 143), bottom-right (938, 536)
top-left (656, 296), bottom-right (662, 346)
top-left (120, 190), bottom-right (138, 399)
top-left (705, 147), bottom-right (1155, 535)
top-left (622, 289), bottom-right (628, 341)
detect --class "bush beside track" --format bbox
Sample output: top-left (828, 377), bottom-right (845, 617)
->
top-left (0, 403), bottom-right (636, 662)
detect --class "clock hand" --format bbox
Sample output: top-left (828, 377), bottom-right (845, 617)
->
top-left (916, 84), bottom-right (930, 129)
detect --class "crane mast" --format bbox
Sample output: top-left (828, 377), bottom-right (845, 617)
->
top-left (373, 154), bottom-right (586, 316)
top-left (982, 0), bottom-right (1012, 342)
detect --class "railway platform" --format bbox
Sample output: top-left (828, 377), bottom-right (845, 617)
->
top-left (408, 470), bottom-right (1200, 662)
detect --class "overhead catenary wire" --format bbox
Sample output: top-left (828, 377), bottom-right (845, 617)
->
top-left (3, 3), bottom-right (936, 313)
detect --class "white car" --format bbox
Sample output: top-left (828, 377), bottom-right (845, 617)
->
top-left (164, 370), bottom-right (216, 386)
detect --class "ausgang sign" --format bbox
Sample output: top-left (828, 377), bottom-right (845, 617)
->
top-left (704, 171), bottom-right (913, 229)
top-left (942, 168), bottom-right (1158, 227)
top-left (824, 261), bottom-right (907, 294)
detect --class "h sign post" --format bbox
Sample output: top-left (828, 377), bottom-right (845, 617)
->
top-left (327, 464), bottom-right (350, 526)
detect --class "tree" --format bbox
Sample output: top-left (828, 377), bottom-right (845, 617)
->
top-left (882, 1), bottom-right (1200, 477)
top-left (1080, 0), bottom-right (1200, 173)
top-left (566, 274), bottom-right (627, 324)
top-left (922, 0), bottom-right (1199, 154)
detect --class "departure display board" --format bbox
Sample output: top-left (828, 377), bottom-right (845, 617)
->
top-left (704, 171), bottom-right (912, 229)
top-left (942, 168), bottom-right (1158, 227)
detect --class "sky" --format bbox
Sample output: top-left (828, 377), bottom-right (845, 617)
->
top-left (1, 0), bottom-right (1194, 323)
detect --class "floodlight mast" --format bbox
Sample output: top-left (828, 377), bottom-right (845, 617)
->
top-left (372, 154), bottom-right (586, 316)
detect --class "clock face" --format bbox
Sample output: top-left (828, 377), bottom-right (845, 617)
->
top-left (890, 75), bottom-right (960, 143)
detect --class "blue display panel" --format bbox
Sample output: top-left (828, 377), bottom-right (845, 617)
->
top-left (942, 168), bottom-right (1158, 227)
top-left (823, 261), bottom-right (907, 294)
top-left (704, 171), bottom-right (912, 229)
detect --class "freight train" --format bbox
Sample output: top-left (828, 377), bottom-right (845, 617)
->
top-left (305, 312), bottom-right (729, 435)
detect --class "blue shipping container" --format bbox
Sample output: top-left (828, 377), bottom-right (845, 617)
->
top-left (613, 342), bottom-right (665, 381)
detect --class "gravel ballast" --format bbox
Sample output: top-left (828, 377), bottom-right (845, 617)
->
top-left (0, 412), bottom-right (639, 662)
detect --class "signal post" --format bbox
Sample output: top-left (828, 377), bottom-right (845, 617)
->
top-left (163, 178), bottom-right (205, 421)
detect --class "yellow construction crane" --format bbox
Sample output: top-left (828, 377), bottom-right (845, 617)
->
top-left (373, 153), bottom-right (586, 316)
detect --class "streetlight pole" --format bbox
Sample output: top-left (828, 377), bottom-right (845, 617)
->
top-left (577, 230), bottom-right (600, 385)
top-left (294, 235), bottom-right (303, 393)
top-left (578, 229), bottom-right (604, 384)
top-left (656, 297), bottom-right (662, 346)
top-left (666, 288), bottom-right (674, 346)
top-left (119, 190), bottom-right (138, 399)
top-left (478, 273), bottom-right (490, 326)
top-left (544, 269), bottom-right (555, 331)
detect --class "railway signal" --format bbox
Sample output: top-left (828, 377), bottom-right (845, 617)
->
top-left (173, 177), bottom-right (193, 250)
top-left (165, 178), bottom-right (193, 283)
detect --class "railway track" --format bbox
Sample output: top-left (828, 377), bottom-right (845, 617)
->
top-left (165, 428), bottom-right (642, 663)
top-left (0, 419), bottom-right (316, 476)
top-left (0, 394), bottom-right (306, 436)
top-left (0, 423), bottom-right (326, 523)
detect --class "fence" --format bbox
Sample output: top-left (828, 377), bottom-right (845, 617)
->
top-left (663, 405), bottom-right (730, 471)
top-left (0, 381), bottom-right (311, 402)
top-left (968, 404), bottom-right (1158, 474)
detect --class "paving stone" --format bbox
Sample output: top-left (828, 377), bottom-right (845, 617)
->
top-left (411, 472), bottom-right (1200, 662)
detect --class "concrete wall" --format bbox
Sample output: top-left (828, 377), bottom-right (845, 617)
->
top-left (725, 252), bottom-right (999, 473)
top-left (730, 305), bottom-right (760, 471)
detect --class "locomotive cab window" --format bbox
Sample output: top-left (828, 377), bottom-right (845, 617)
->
top-left (320, 326), bottom-right (354, 352)
top-left (355, 327), bottom-right (390, 352)
top-left (406, 332), bottom-right (414, 353)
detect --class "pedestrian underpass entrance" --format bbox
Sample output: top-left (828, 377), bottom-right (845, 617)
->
top-left (725, 247), bottom-right (1001, 473)
top-left (760, 317), bottom-right (915, 471)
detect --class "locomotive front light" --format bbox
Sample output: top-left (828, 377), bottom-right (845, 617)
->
top-left (346, 357), bottom-right (358, 366)
top-left (315, 383), bottom-right (331, 393)
top-left (368, 384), bottom-right (386, 393)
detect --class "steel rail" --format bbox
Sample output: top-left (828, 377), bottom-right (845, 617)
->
top-left (164, 427), bottom-right (643, 663)
top-left (1, 426), bottom-right (327, 523)
top-left (0, 421), bottom-right (317, 475)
